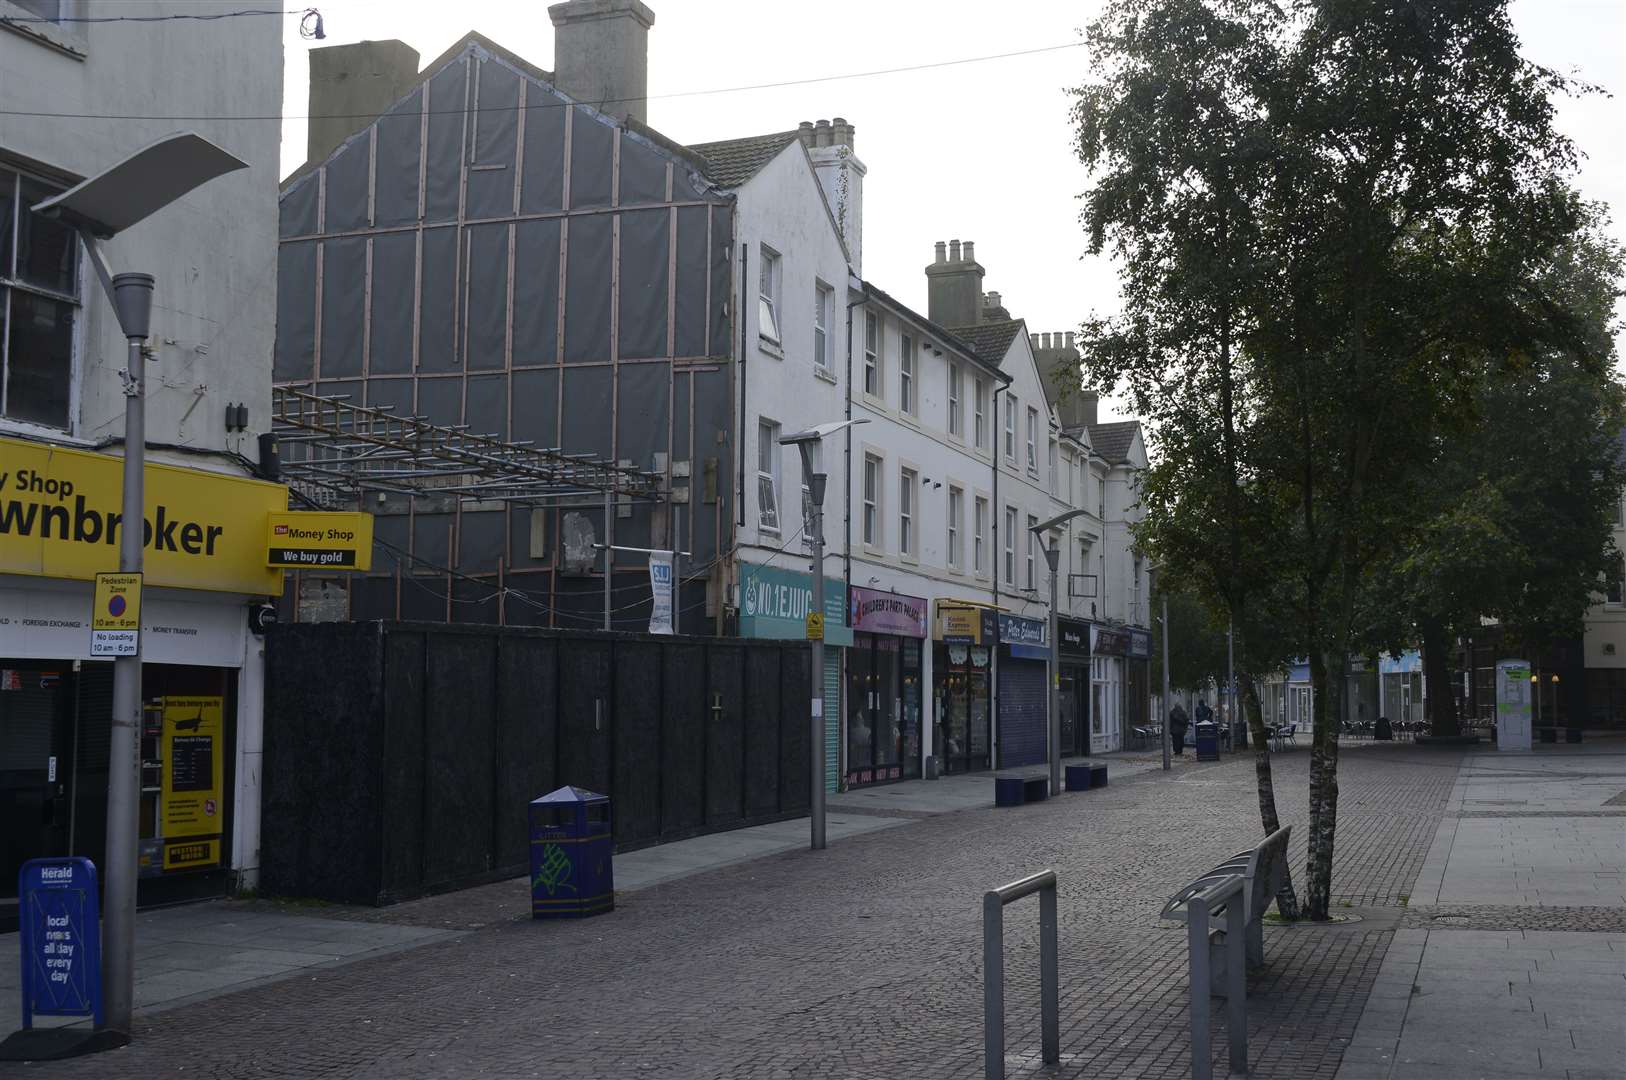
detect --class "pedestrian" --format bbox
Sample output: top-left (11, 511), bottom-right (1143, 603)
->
top-left (1170, 703), bottom-right (1190, 756)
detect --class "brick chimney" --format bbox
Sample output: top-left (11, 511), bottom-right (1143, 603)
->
top-left (548, 0), bottom-right (656, 123)
top-left (925, 239), bottom-right (985, 328)
top-left (797, 118), bottom-right (866, 274)
top-left (306, 40), bottom-right (421, 165)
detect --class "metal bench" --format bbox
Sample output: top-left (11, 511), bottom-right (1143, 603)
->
top-left (1160, 825), bottom-right (1292, 984)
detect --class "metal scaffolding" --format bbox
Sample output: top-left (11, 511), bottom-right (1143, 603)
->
top-left (271, 384), bottom-right (663, 507)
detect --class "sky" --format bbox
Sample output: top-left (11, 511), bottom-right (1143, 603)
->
top-left (279, 0), bottom-right (1626, 423)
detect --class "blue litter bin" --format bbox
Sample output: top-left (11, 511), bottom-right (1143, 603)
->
top-left (529, 786), bottom-right (614, 920)
top-left (1194, 721), bottom-right (1221, 762)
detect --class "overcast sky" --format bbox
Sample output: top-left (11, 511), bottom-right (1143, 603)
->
top-left (280, 0), bottom-right (1625, 422)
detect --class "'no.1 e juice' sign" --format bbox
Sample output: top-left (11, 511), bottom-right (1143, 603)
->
top-left (18, 857), bottom-right (103, 1029)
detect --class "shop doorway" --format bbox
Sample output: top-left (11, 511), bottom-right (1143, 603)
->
top-left (1059, 665), bottom-right (1090, 757)
top-left (935, 642), bottom-right (991, 774)
top-left (846, 635), bottom-right (922, 786)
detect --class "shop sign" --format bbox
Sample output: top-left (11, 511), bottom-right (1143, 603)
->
top-left (17, 857), bottom-right (103, 1029)
top-left (0, 435), bottom-right (287, 594)
top-left (848, 585), bottom-right (928, 637)
top-left (739, 563), bottom-right (851, 646)
top-left (936, 601), bottom-right (995, 644)
top-left (1, 579), bottom-right (248, 667)
top-left (1128, 628), bottom-right (1152, 659)
top-left (1057, 618), bottom-right (1091, 658)
top-left (90, 571), bottom-right (142, 657)
top-left (160, 696), bottom-right (225, 871)
top-left (998, 613), bottom-right (1046, 647)
top-left (1093, 626), bottom-right (1130, 656)
top-left (266, 511), bottom-right (373, 570)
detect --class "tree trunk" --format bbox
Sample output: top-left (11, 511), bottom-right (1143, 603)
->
top-left (1303, 650), bottom-right (1341, 920)
top-left (1420, 616), bottom-right (1457, 737)
top-left (1242, 674), bottom-right (1301, 920)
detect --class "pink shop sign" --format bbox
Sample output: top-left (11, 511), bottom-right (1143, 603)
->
top-left (848, 586), bottom-right (928, 638)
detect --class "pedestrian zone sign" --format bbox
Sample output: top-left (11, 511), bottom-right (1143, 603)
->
top-left (90, 571), bottom-right (142, 657)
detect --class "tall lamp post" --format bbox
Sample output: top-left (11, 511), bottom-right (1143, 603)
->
top-left (1030, 510), bottom-right (1087, 795)
top-left (1150, 566), bottom-right (1170, 771)
top-left (33, 134), bottom-right (249, 1040)
top-left (781, 419), bottom-right (867, 850)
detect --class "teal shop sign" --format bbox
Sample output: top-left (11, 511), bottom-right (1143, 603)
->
top-left (739, 563), bottom-right (852, 647)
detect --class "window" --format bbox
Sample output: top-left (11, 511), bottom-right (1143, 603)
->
top-left (814, 281), bottom-right (832, 372)
top-left (948, 363), bottom-right (963, 437)
top-left (947, 486), bottom-right (964, 568)
top-left (1617, 486), bottom-right (1624, 527)
top-left (12, 1), bottom-right (61, 20)
top-left (758, 246), bottom-right (781, 344)
top-left (1, 168), bottom-right (79, 429)
top-left (974, 377), bottom-right (988, 449)
top-left (1004, 506), bottom-right (1017, 584)
top-left (757, 420), bottom-right (780, 532)
top-left (900, 334), bottom-right (915, 415)
top-left (1026, 407), bottom-right (1039, 474)
top-left (863, 453), bottom-right (881, 547)
top-left (1048, 439), bottom-right (1060, 497)
top-left (974, 497), bottom-right (988, 575)
top-left (863, 312), bottom-right (880, 397)
top-left (1004, 395), bottom-right (1016, 460)
top-left (1610, 553), bottom-right (1625, 605)
top-left (1098, 474), bottom-right (1106, 518)
top-left (900, 467), bottom-right (917, 556)
top-left (1026, 515), bottom-right (1038, 590)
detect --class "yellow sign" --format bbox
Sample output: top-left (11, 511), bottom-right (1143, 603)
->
top-left (0, 435), bottom-right (287, 594)
top-left (936, 602), bottom-right (991, 644)
top-left (161, 696), bottom-right (224, 856)
top-left (164, 838), bottom-right (220, 871)
top-left (806, 610), bottom-right (825, 640)
top-left (92, 572), bottom-right (142, 630)
top-left (266, 510), bottom-right (374, 570)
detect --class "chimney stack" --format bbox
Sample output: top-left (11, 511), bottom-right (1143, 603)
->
top-left (306, 40), bottom-right (421, 166)
top-left (548, 0), bottom-right (656, 124)
top-left (925, 238), bottom-right (986, 328)
top-left (1031, 330), bottom-right (1095, 428)
top-left (801, 117), bottom-right (866, 273)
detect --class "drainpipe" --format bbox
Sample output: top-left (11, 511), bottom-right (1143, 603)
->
top-left (843, 280), bottom-right (867, 600)
top-left (736, 239), bottom-right (748, 531)
top-left (991, 382), bottom-right (1008, 769)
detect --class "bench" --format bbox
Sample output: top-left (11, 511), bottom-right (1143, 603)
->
top-left (1064, 763), bottom-right (1108, 791)
top-left (994, 774), bottom-right (1049, 807)
top-left (1160, 825), bottom-right (1292, 990)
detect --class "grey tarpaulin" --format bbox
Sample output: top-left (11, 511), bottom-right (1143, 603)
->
top-left (418, 227), bottom-right (459, 371)
top-left (561, 365), bottom-right (613, 459)
top-left (280, 175), bottom-right (318, 238)
top-left (616, 360), bottom-right (669, 473)
top-left (465, 222), bottom-right (510, 369)
top-left (465, 373), bottom-right (507, 440)
top-left (424, 60), bottom-right (467, 223)
top-left (374, 89), bottom-right (423, 229)
top-left (458, 510), bottom-right (506, 568)
top-left (674, 206), bottom-right (709, 358)
top-left (568, 106), bottom-right (615, 210)
top-left (617, 208), bottom-right (668, 360)
top-left (711, 210), bottom-right (732, 352)
top-left (274, 241), bottom-right (316, 381)
top-left (414, 512), bottom-right (453, 566)
top-left (466, 56), bottom-right (520, 220)
top-left (417, 375), bottom-right (463, 427)
top-left (320, 237), bottom-right (366, 378)
top-left (619, 130), bottom-right (668, 205)
top-left (519, 95), bottom-right (565, 214)
top-left (512, 218), bottom-right (560, 365)
top-left (509, 368), bottom-right (558, 447)
top-left (324, 137), bottom-right (371, 234)
top-left (364, 375), bottom-right (414, 416)
top-left (563, 213), bottom-right (611, 363)
top-left (368, 231), bottom-right (416, 374)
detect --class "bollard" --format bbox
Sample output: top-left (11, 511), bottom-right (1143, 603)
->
top-left (982, 870), bottom-right (1059, 1080)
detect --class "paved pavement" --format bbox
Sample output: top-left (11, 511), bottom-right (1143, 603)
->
top-left (1336, 744), bottom-right (1626, 1080)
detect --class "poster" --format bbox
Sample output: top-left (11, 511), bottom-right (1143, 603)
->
top-left (648, 550), bottom-right (674, 635)
top-left (161, 696), bottom-right (224, 866)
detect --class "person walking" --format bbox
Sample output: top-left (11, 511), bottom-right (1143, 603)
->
top-left (1169, 703), bottom-right (1190, 756)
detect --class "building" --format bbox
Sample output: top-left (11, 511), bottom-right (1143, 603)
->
top-left (1, 2), bottom-right (284, 922)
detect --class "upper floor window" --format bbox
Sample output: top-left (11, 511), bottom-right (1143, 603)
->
top-left (863, 453), bottom-right (881, 547)
top-left (757, 419), bottom-right (780, 532)
top-left (1, 167), bottom-right (79, 430)
top-left (1003, 506), bottom-right (1017, 585)
top-left (947, 363), bottom-right (963, 437)
top-left (1049, 439), bottom-right (1060, 497)
top-left (813, 281), bottom-right (832, 373)
top-left (1616, 486), bottom-right (1623, 527)
top-left (900, 467), bottom-right (917, 556)
top-left (899, 334), bottom-right (915, 415)
top-left (1610, 553), bottom-right (1625, 605)
top-left (1004, 395), bottom-right (1016, 461)
top-left (947, 486), bottom-right (964, 569)
top-left (1098, 474), bottom-right (1106, 518)
top-left (758, 245), bottom-right (782, 344)
top-left (863, 312), bottom-right (880, 397)
top-left (974, 496), bottom-right (988, 575)
top-left (1026, 514), bottom-right (1038, 590)
top-left (974, 377), bottom-right (988, 449)
top-left (1026, 407), bottom-right (1039, 475)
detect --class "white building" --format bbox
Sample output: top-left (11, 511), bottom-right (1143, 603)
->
top-left (0, 1), bottom-right (284, 917)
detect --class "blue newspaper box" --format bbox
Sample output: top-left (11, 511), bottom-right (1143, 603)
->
top-left (1195, 721), bottom-right (1221, 761)
top-left (529, 786), bottom-right (613, 920)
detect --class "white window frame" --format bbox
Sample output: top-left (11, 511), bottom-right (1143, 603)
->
top-left (1026, 514), bottom-right (1038, 590)
top-left (1048, 437), bottom-right (1060, 497)
top-left (947, 363), bottom-right (963, 438)
top-left (900, 466), bottom-right (917, 557)
top-left (757, 419), bottom-right (781, 533)
top-left (974, 377), bottom-right (988, 449)
top-left (863, 452), bottom-right (882, 548)
top-left (813, 280), bottom-right (832, 373)
top-left (1026, 407), bottom-right (1039, 475)
top-left (758, 245), bottom-right (782, 346)
top-left (1004, 506), bottom-right (1017, 585)
top-left (863, 312), bottom-right (880, 399)
top-left (947, 485), bottom-right (964, 569)
top-left (1004, 395), bottom-right (1017, 461)
top-left (1, 165), bottom-right (82, 432)
top-left (900, 333), bottom-right (915, 416)
top-left (974, 496), bottom-right (988, 576)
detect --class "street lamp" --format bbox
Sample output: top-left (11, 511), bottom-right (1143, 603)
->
top-left (32, 133), bottom-right (249, 1040)
top-left (1149, 565), bottom-right (1170, 771)
top-left (1030, 509), bottom-right (1087, 795)
top-left (780, 419), bottom-right (867, 850)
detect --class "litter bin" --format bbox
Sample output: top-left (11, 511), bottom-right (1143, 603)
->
top-left (1194, 721), bottom-right (1221, 761)
top-left (529, 785), bottom-right (614, 920)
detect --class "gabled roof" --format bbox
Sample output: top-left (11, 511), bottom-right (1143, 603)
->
top-left (1088, 420), bottom-right (1141, 465)
top-left (946, 318), bottom-right (1026, 367)
top-left (862, 282), bottom-right (1008, 381)
top-left (687, 130), bottom-right (801, 188)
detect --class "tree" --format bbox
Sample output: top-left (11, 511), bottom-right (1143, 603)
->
top-left (1150, 583), bottom-right (1230, 693)
top-left (1074, 0), bottom-right (1593, 919)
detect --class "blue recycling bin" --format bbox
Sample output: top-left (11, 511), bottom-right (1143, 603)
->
top-left (1194, 721), bottom-right (1221, 761)
top-left (529, 786), bottom-right (614, 920)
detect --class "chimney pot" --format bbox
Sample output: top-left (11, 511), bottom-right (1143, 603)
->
top-left (798, 120), bottom-right (814, 147)
top-left (949, 239), bottom-right (961, 262)
top-left (1042, 332), bottom-right (1051, 349)
top-left (934, 241), bottom-right (947, 264)
top-left (1030, 333), bottom-right (1040, 348)
top-left (1065, 331), bottom-right (1075, 351)
top-left (814, 118), bottom-right (831, 147)
top-left (963, 240), bottom-right (976, 263)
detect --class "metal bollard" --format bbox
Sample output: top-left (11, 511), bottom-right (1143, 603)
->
top-left (1187, 875), bottom-right (1248, 1080)
top-left (982, 869), bottom-right (1059, 1080)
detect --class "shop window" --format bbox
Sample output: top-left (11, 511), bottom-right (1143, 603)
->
top-left (2, 167), bottom-right (80, 429)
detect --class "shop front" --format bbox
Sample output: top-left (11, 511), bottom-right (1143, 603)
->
top-left (997, 613), bottom-right (1049, 768)
top-left (1057, 617), bottom-right (1092, 757)
top-left (844, 586), bottom-right (928, 787)
top-left (1091, 625), bottom-right (1128, 752)
top-left (933, 601), bottom-right (996, 775)
top-left (0, 436), bottom-right (288, 929)
top-left (738, 562), bottom-right (851, 793)
top-left (1126, 627), bottom-right (1152, 740)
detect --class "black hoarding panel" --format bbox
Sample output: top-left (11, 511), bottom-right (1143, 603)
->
top-left (416, 374), bottom-right (463, 427)
top-left (418, 226), bottom-right (460, 372)
top-left (280, 175), bottom-right (318, 238)
top-left (467, 57), bottom-right (520, 219)
top-left (412, 510), bottom-right (454, 567)
top-left (518, 86), bottom-right (566, 215)
top-left (563, 214), bottom-right (612, 364)
top-left (466, 373), bottom-right (508, 441)
top-left (421, 632), bottom-right (497, 888)
top-left (450, 578), bottom-right (501, 625)
top-left (510, 367), bottom-right (558, 450)
top-left (674, 206), bottom-right (710, 358)
top-left (557, 637), bottom-right (612, 796)
top-left (512, 218), bottom-right (561, 366)
top-left (612, 641), bottom-right (662, 846)
top-left (560, 365), bottom-right (613, 460)
top-left (495, 634), bottom-right (558, 871)
top-left (374, 88), bottom-right (423, 229)
top-left (779, 646), bottom-right (811, 814)
top-left (364, 374), bottom-right (414, 416)
top-left (616, 360), bottom-right (668, 475)
top-left (424, 59), bottom-right (468, 223)
top-left (380, 629), bottom-right (427, 898)
top-left (568, 107), bottom-right (614, 210)
top-left (324, 138), bottom-right (371, 234)
top-left (619, 131), bottom-right (669, 206)
top-left (465, 223), bottom-right (510, 370)
top-left (743, 646), bottom-right (781, 818)
top-left (319, 237), bottom-right (367, 378)
top-left (274, 241), bottom-right (316, 382)
top-left (660, 642), bottom-right (706, 837)
top-left (617, 207), bottom-right (669, 360)
top-left (711, 209), bottom-right (733, 351)
top-left (705, 645), bottom-right (745, 824)
top-left (458, 507), bottom-right (507, 569)
top-left (369, 232), bottom-right (417, 375)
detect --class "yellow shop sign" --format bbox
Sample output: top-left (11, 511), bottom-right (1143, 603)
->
top-left (266, 511), bottom-right (373, 570)
top-left (0, 435), bottom-right (287, 594)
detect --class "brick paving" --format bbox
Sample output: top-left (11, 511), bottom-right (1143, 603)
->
top-left (22, 744), bottom-right (1465, 1079)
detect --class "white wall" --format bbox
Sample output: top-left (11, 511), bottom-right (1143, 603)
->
top-left (0, 1), bottom-right (282, 464)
